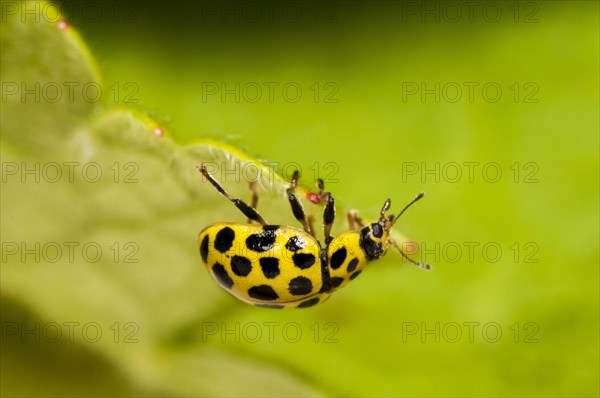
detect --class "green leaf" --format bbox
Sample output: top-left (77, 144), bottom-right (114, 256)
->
top-left (0, 3), bottom-right (323, 396)
top-left (0, 0), bottom-right (99, 153)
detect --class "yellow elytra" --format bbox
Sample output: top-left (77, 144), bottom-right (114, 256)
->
top-left (197, 164), bottom-right (429, 309)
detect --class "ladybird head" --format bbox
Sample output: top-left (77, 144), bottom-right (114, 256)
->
top-left (359, 220), bottom-right (391, 261)
top-left (359, 193), bottom-right (430, 270)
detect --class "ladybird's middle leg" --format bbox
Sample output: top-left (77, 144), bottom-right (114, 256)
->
top-left (199, 164), bottom-right (267, 225)
top-left (286, 170), bottom-right (313, 236)
top-left (314, 178), bottom-right (336, 244)
top-left (307, 215), bottom-right (316, 238)
top-left (323, 194), bottom-right (335, 245)
top-left (315, 178), bottom-right (328, 203)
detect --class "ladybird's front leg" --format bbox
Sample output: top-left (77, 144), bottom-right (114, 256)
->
top-left (346, 210), bottom-right (364, 231)
top-left (388, 239), bottom-right (431, 270)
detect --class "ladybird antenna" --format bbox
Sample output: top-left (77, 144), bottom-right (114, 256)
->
top-left (379, 198), bottom-right (391, 222)
top-left (392, 192), bottom-right (425, 226)
top-left (389, 240), bottom-right (431, 270)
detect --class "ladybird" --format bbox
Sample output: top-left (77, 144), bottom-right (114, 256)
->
top-left (198, 164), bottom-right (429, 309)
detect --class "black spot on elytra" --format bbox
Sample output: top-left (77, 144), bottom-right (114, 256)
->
top-left (360, 227), bottom-right (384, 261)
top-left (288, 276), bottom-right (313, 296)
top-left (230, 255), bottom-right (252, 277)
top-left (349, 270), bottom-right (362, 280)
top-left (331, 277), bottom-right (344, 288)
top-left (246, 225), bottom-right (278, 252)
top-left (255, 303), bottom-right (285, 309)
top-left (330, 247), bottom-right (347, 270)
top-left (292, 253), bottom-right (316, 269)
top-left (372, 223), bottom-right (383, 238)
top-left (211, 262), bottom-right (233, 289)
top-left (200, 235), bottom-right (209, 263)
top-left (297, 297), bottom-right (320, 308)
top-left (248, 284), bottom-right (279, 301)
top-left (285, 236), bottom-right (306, 252)
top-left (214, 227), bottom-right (235, 253)
top-left (259, 257), bottom-right (280, 279)
top-left (347, 258), bottom-right (359, 273)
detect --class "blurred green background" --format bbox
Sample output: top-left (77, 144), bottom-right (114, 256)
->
top-left (1, 0), bottom-right (598, 396)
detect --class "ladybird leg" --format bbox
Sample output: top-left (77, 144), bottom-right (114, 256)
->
top-left (316, 178), bottom-right (328, 203)
top-left (323, 194), bottom-right (335, 245)
top-left (319, 248), bottom-right (333, 293)
top-left (388, 239), bottom-right (431, 270)
top-left (307, 178), bottom-right (328, 205)
top-left (346, 210), bottom-right (364, 230)
top-left (346, 212), bottom-right (356, 230)
top-left (248, 180), bottom-right (260, 224)
top-left (312, 178), bottom-right (336, 244)
top-left (307, 215), bottom-right (316, 237)
top-left (199, 164), bottom-right (267, 225)
top-left (286, 170), bottom-right (313, 235)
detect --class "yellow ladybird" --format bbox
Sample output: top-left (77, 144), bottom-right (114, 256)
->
top-left (198, 164), bottom-right (429, 309)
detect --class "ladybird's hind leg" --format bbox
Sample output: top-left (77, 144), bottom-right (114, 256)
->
top-left (199, 163), bottom-right (267, 225)
top-left (248, 180), bottom-right (260, 224)
top-left (286, 170), bottom-right (313, 236)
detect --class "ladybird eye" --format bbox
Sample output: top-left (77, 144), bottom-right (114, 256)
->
top-left (371, 223), bottom-right (383, 238)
